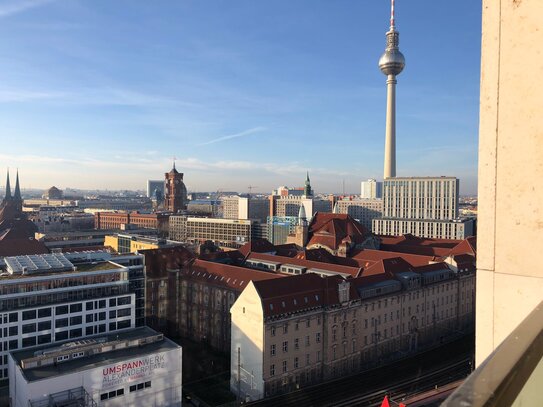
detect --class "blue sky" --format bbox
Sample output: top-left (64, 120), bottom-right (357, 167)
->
top-left (0, 0), bottom-right (481, 195)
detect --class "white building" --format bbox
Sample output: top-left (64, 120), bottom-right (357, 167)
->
top-left (9, 327), bottom-right (182, 407)
top-left (333, 198), bottom-right (383, 230)
top-left (373, 177), bottom-right (474, 239)
top-left (360, 179), bottom-right (383, 199)
top-left (221, 196), bottom-right (269, 223)
top-left (0, 253), bottom-right (142, 381)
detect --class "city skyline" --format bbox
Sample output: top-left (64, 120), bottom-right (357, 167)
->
top-left (0, 0), bottom-right (481, 194)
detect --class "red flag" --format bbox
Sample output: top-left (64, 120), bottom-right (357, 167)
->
top-left (399, 404), bottom-right (407, 407)
top-left (380, 396), bottom-right (390, 407)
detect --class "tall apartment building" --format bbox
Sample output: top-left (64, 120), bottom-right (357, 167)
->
top-left (231, 263), bottom-right (475, 401)
top-left (0, 252), bottom-right (142, 382)
top-left (169, 215), bottom-right (259, 247)
top-left (373, 177), bottom-right (474, 239)
top-left (221, 196), bottom-right (269, 223)
top-left (361, 179), bottom-right (383, 199)
top-left (334, 198), bottom-right (383, 230)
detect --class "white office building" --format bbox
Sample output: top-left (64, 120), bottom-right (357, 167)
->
top-left (0, 253), bottom-right (141, 382)
top-left (360, 179), bottom-right (383, 199)
top-left (9, 327), bottom-right (182, 407)
top-left (373, 177), bottom-right (474, 239)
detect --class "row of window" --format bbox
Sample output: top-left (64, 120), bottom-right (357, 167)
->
top-left (270, 353), bottom-right (321, 376)
top-left (271, 318), bottom-right (321, 336)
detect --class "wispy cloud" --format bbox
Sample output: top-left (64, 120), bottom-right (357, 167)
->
top-left (0, 0), bottom-right (55, 18)
top-left (198, 127), bottom-right (266, 146)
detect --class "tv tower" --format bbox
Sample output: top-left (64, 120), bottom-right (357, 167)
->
top-left (379, 0), bottom-right (405, 179)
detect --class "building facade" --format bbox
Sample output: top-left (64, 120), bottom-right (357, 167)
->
top-left (94, 212), bottom-right (170, 234)
top-left (360, 179), bottom-right (383, 199)
top-left (0, 253), bottom-right (141, 382)
top-left (221, 196), bottom-right (269, 223)
top-left (373, 177), bottom-right (474, 240)
top-left (334, 198), bottom-right (383, 230)
top-left (9, 327), bottom-right (182, 407)
top-left (231, 264), bottom-right (475, 401)
top-left (169, 216), bottom-right (258, 247)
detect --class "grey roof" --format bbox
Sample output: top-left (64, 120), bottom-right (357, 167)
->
top-left (12, 327), bottom-right (180, 383)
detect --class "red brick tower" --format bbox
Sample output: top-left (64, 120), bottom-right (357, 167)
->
top-left (164, 162), bottom-right (187, 213)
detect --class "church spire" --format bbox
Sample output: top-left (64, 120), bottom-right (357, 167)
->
top-left (13, 169), bottom-right (21, 200)
top-left (4, 169), bottom-right (11, 200)
top-left (304, 171), bottom-right (312, 197)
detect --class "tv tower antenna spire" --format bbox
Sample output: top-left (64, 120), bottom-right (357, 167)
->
top-left (379, 0), bottom-right (405, 179)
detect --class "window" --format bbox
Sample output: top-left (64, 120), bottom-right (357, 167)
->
top-left (38, 308), bottom-right (51, 318)
top-left (38, 334), bottom-right (51, 344)
top-left (9, 313), bottom-right (17, 323)
top-left (9, 326), bottom-right (18, 336)
top-left (98, 312), bottom-right (106, 321)
top-left (316, 332), bottom-right (321, 343)
top-left (56, 318), bottom-right (68, 328)
top-left (22, 336), bottom-right (36, 348)
top-left (22, 323), bottom-right (36, 334)
top-left (294, 338), bottom-right (299, 350)
top-left (56, 305), bottom-right (68, 315)
top-left (270, 344), bottom-right (276, 356)
top-left (55, 331), bottom-right (68, 341)
top-left (86, 302), bottom-right (94, 311)
top-left (70, 316), bottom-right (82, 326)
top-left (282, 341), bottom-right (288, 353)
top-left (271, 326), bottom-right (276, 336)
top-left (306, 354), bottom-right (310, 366)
top-left (70, 328), bottom-right (82, 338)
top-left (22, 310), bottom-right (36, 320)
top-left (283, 325), bottom-right (288, 334)
top-left (305, 335), bottom-right (310, 346)
top-left (270, 364), bottom-right (275, 376)
top-left (117, 308), bottom-right (131, 317)
top-left (70, 303), bottom-right (82, 313)
top-left (306, 319), bottom-right (310, 328)
top-left (332, 327), bottom-right (337, 342)
top-left (294, 357), bottom-right (299, 369)
top-left (282, 360), bottom-right (287, 373)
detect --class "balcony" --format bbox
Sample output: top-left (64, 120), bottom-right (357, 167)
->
top-left (443, 300), bottom-right (543, 406)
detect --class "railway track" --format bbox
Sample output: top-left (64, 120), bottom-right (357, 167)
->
top-left (247, 337), bottom-right (473, 407)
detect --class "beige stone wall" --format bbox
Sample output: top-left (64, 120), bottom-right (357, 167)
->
top-left (476, 0), bottom-right (543, 366)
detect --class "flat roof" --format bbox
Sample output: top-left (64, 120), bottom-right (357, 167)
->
top-left (12, 327), bottom-right (180, 383)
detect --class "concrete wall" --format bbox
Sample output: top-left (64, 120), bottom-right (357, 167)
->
top-left (476, 0), bottom-right (543, 366)
top-left (230, 282), bottom-right (265, 402)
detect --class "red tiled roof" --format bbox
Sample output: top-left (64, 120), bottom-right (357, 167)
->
top-left (187, 259), bottom-right (284, 292)
top-left (247, 252), bottom-right (362, 277)
top-left (361, 257), bottom-right (414, 277)
top-left (139, 246), bottom-right (195, 277)
top-left (351, 248), bottom-right (436, 267)
top-left (307, 213), bottom-right (368, 251)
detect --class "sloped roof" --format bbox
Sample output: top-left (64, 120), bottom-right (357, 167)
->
top-left (139, 246), bottom-right (195, 277)
top-left (247, 251), bottom-right (362, 277)
top-left (253, 273), bottom-right (368, 318)
top-left (361, 257), bottom-right (414, 277)
top-left (307, 213), bottom-right (368, 251)
top-left (351, 248), bottom-right (436, 267)
top-left (238, 239), bottom-right (276, 257)
top-left (187, 259), bottom-right (284, 292)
